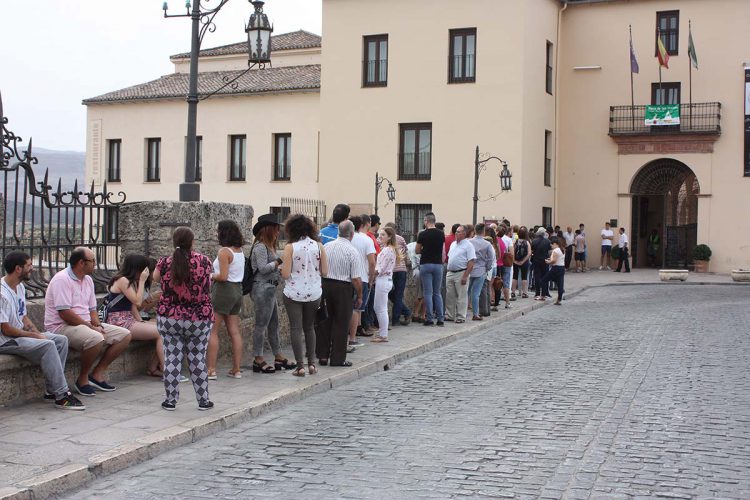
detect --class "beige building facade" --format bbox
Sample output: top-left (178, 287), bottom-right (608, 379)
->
top-left (84, 1), bottom-right (750, 272)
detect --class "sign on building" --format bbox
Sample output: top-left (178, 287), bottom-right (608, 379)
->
top-left (644, 104), bottom-right (681, 126)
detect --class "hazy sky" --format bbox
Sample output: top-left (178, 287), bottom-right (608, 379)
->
top-left (2, 0), bottom-right (322, 152)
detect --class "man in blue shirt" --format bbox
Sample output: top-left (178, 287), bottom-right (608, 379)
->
top-left (320, 204), bottom-right (351, 245)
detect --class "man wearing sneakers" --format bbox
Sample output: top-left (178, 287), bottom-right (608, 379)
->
top-left (0, 252), bottom-right (84, 410)
top-left (44, 247), bottom-right (131, 397)
top-left (600, 222), bottom-right (614, 270)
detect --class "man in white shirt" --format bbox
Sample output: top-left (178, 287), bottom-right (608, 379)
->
top-left (0, 251), bottom-right (85, 410)
top-left (599, 222), bottom-right (614, 270)
top-left (562, 226), bottom-right (575, 269)
top-left (614, 227), bottom-right (631, 273)
top-left (445, 225), bottom-right (476, 323)
top-left (348, 216), bottom-right (376, 347)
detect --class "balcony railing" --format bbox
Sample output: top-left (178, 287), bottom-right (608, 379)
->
top-left (609, 102), bottom-right (721, 136)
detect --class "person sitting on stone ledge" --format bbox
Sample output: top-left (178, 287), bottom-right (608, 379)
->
top-left (44, 247), bottom-right (132, 397)
top-left (0, 251), bottom-right (85, 410)
top-left (106, 254), bottom-right (165, 378)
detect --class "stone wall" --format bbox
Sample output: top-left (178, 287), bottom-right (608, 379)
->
top-left (118, 201), bottom-right (293, 361)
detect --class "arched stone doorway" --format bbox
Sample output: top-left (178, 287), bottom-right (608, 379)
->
top-left (630, 159), bottom-right (700, 269)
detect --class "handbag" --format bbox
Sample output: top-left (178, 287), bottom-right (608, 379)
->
top-left (492, 276), bottom-right (504, 291)
top-left (97, 293), bottom-right (124, 323)
top-left (502, 251), bottom-right (514, 267)
top-left (316, 298), bottom-right (328, 323)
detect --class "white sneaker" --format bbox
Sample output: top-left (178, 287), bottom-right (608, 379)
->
top-left (598, 266), bottom-right (603, 270)
top-left (178, 375), bottom-right (190, 383)
top-left (606, 266), bottom-right (612, 270)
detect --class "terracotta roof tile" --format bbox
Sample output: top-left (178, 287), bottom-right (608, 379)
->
top-left (170, 30), bottom-right (321, 60)
top-left (83, 64), bottom-right (320, 104)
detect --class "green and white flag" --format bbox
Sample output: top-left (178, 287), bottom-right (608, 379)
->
top-left (645, 104), bottom-right (681, 126)
top-left (688, 25), bottom-right (698, 69)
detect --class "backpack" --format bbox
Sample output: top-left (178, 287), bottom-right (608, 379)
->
top-left (514, 239), bottom-right (529, 262)
top-left (97, 293), bottom-right (124, 323)
top-left (241, 242), bottom-right (258, 296)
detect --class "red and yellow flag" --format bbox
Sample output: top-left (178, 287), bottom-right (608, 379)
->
top-left (657, 35), bottom-right (670, 68)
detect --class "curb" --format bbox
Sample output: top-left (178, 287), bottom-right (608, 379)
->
top-left (2, 280), bottom-right (737, 499)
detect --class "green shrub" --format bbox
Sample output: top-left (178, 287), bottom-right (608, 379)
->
top-left (692, 244), bottom-right (712, 261)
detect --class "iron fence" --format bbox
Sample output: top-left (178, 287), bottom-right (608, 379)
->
top-left (609, 101), bottom-right (721, 135)
top-left (280, 197), bottom-right (327, 228)
top-left (1, 94), bottom-right (126, 297)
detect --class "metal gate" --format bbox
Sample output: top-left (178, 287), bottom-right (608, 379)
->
top-left (1, 94), bottom-right (127, 296)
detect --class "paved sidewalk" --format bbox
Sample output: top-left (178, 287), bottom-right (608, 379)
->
top-left (0, 269), bottom-right (740, 499)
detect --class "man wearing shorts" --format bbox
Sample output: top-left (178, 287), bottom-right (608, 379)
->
top-left (599, 222), bottom-right (614, 270)
top-left (44, 247), bottom-right (131, 397)
top-left (349, 215), bottom-right (376, 347)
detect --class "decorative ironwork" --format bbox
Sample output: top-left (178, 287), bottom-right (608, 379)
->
top-left (280, 197), bottom-right (327, 228)
top-left (609, 101), bottom-right (721, 136)
top-left (473, 146), bottom-right (512, 225)
top-left (0, 93), bottom-right (126, 297)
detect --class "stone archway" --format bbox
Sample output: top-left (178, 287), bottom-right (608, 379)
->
top-left (629, 159), bottom-right (700, 269)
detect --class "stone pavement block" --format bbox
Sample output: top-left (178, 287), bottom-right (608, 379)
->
top-left (16, 464), bottom-right (92, 500)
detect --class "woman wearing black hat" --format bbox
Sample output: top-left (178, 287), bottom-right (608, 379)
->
top-left (250, 214), bottom-right (294, 373)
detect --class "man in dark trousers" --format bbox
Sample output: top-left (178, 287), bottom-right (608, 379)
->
top-left (531, 227), bottom-right (552, 300)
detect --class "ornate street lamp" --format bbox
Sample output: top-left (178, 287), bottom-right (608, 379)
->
top-left (163, 0), bottom-right (273, 202)
top-left (473, 145), bottom-right (512, 225)
top-left (374, 172), bottom-right (396, 215)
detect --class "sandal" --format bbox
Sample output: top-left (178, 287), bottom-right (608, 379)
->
top-left (308, 364), bottom-right (317, 375)
top-left (227, 370), bottom-right (242, 379)
top-left (371, 336), bottom-right (389, 343)
top-left (274, 358), bottom-right (295, 371)
top-left (521, 293), bottom-right (528, 298)
top-left (252, 360), bottom-right (276, 374)
top-left (147, 368), bottom-right (164, 378)
top-left (207, 371), bottom-right (217, 381)
top-left (292, 364), bottom-right (305, 377)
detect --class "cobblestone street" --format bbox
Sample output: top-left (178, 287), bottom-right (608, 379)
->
top-left (64, 285), bottom-right (750, 499)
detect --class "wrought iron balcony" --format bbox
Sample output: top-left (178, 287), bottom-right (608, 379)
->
top-left (609, 102), bottom-right (721, 136)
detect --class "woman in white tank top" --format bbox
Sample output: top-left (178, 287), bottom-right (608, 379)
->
top-left (207, 220), bottom-right (246, 379)
top-left (279, 214), bottom-right (328, 377)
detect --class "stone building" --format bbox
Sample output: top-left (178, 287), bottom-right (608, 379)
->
top-left (84, 0), bottom-right (750, 272)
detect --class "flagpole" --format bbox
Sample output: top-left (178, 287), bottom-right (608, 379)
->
top-left (657, 28), bottom-right (663, 95)
top-left (630, 25), bottom-right (635, 131)
top-left (689, 20), bottom-right (693, 129)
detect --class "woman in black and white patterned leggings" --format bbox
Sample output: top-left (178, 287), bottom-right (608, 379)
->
top-left (153, 227), bottom-right (214, 412)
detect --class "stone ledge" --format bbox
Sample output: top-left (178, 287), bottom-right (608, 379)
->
top-left (659, 269), bottom-right (689, 281)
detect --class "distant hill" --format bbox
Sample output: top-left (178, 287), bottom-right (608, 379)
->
top-left (2, 147), bottom-right (87, 226)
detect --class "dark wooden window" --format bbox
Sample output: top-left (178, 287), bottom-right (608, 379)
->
top-left (396, 204), bottom-right (432, 243)
top-left (546, 41), bottom-right (554, 94)
top-left (544, 130), bottom-right (552, 187)
top-left (107, 139), bottom-right (121, 182)
top-left (363, 34), bottom-right (388, 87)
top-left (651, 82), bottom-right (681, 105)
top-left (229, 134), bottom-right (246, 181)
top-left (146, 138), bottom-right (160, 182)
top-left (449, 28), bottom-right (476, 83)
top-left (273, 133), bottom-right (291, 181)
top-left (104, 208), bottom-right (118, 244)
top-left (542, 207), bottom-right (552, 228)
top-left (656, 11), bottom-right (679, 55)
top-left (399, 123), bottom-right (432, 180)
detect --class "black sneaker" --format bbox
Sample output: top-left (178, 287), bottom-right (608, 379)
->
top-left (88, 376), bottom-right (116, 392)
top-left (43, 392), bottom-right (56, 403)
top-left (436, 321), bottom-right (445, 327)
top-left (198, 400), bottom-right (214, 411)
top-left (423, 320), bottom-right (434, 326)
top-left (161, 400), bottom-right (176, 411)
top-left (74, 382), bottom-right (96, 397)
top-left (55, 393), bottom-right (86, 411)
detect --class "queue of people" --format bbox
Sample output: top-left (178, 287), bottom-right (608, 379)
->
top-left (0, 207), bottom-right (630, 413)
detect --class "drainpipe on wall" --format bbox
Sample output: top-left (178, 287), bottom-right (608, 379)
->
top-left (554, 1), bottom-right (568, 225)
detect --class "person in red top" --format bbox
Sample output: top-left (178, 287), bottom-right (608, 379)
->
top-left (367, 214), bottom-right (382, 255)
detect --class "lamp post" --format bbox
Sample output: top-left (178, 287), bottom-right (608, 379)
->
top-left (473, 145), bottom-right (512, 225)
top-left (163, 0), bottom-right (272, 202)
top-left (374, 172), bottom-right (396, 215)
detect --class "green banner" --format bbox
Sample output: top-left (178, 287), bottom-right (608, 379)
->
top-left (644, 104), bottom-right (681, 126)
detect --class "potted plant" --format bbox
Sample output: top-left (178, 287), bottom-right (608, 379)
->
top-left (692, 244), bottom-right (711, 273)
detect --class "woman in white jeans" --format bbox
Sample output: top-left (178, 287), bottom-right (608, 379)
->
top-left (371, 227), bottom-right (399, 343)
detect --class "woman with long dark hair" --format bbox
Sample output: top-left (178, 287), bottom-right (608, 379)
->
top-left (206, 220), bottom-right (245, 379)
top-left (279, 214), bottom-right (328, 377)
top-left (152, 227), bottom-right (214, 411)
top-left (512, 226), bottom-right (532, 299)
top-left (250, 214), bottom-right (294, 374)
top-left (107, 254), bottom-right (164, 376)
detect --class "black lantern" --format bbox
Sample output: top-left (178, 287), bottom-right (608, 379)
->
top-left (500, 162), bottom-right (512, 191)
top-left (246, 1), bottom-right (273, 65)
top-left (386, 182), bottom-right (396, 202)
